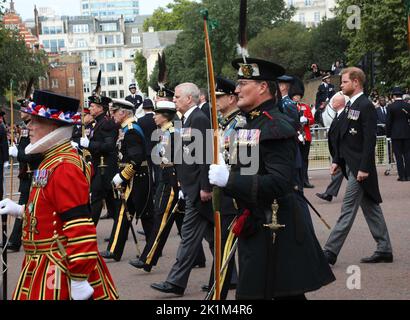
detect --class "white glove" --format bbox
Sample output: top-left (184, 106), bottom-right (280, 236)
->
top-left (70, 280), bottom-right (94, 300)
top-left (178, 190), bottom-right (185, 200)
top-left (9, 145), bottom-right (18, 158)
top-left (0, 198), bottom-right (24, 217)
top-left (298, 133), bottom-right (305, 143)
top-left (209, 153), bottom-right (230, 187)
top-left (4, 161), bottom-right (9, 168)
top-left (112, 173), bottom-right (123, 187)
top-left (80, 137), bottom-right (90, 148)
top-left (299, 116), bottom-right (308, 124)
top-left (71, 141), bottom-right (79, 149)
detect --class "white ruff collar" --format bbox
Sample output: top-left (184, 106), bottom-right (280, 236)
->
top-left (25, 126), bottom-right (73, 155)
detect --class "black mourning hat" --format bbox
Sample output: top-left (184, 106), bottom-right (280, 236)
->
top-left (142, 98), bottom-right (154, 109)
top-left (391, 86), bottom-right (403, 96)
top-left (215, 76), bottom-right (237, 96)
top-left (88, 95), bottom-right (112, 109)
top-left (110, 98), bottom-right (135, 111)
top-left (289, 76), bottom-right (305, 98)
top-left (277, 75), bottom-right (294, 83)
top-left (22, 90), bottom-right (80, 125)
top-left (232, 57), bottom-right (285, 81)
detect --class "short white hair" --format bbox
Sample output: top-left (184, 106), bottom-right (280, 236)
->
top-left (176, 83), bottom-right (200, 105)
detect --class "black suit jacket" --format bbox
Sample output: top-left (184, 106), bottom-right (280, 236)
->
top-left (200, 102), bottom-right (211, 120)
top-left (125, 94), bottom-right (143, 108)
top-left (376, 106), bottom-right (388, 136)
top-left (315, 83), bottom-right (335, 108)
top-left (328, 111), bottom-right (346, 159)
top-left (335, 94), bottom-right (382, 204)
top-left (137, 113), bottom-right (157, 156)
top-left (386, 100), bottom-right (410, 139)
top-left (0, 124), bottom-right (8, 163)
top-left (175, 107), bottom-right (213, 222)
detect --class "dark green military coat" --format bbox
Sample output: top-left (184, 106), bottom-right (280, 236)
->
top-left (225, 99), bottom-right (335, 299)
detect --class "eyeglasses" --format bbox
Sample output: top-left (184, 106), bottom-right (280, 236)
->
top-left (235, 80), bottom-right (258, 88)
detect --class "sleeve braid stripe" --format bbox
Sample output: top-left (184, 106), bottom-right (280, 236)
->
top-left (121, 163), bottom-right (136, 180)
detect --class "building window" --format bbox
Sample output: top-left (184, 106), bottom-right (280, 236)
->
top-left (107, 63), bottom-right (116, 72)
top-left (51, 79), bottom-right (59, 88)
top-left (116, 35), bottom-right (122, 44)
top-left (287, 0), bottom-right (294, 5)
top-left (131, 36), bottom-right (141, 44)
top-left (69, 78), bottom-right (75, 87)
top-left (132, 27), bottom-right (139, 33)
top-left (83, 83), bottom-right (91, 93)
top-left (108, 77), bottom-right (117, 85)
top-left (105, 49), bottom-right (115, 58)
top-left (118, 62), bottom-right (123, 71)
top-left (100, 64), bottom-right (105, 72)
top-left (119, 76), bottom-right (123, 85)
top-left (73, 24), bottom-right (89, 33)
top-left (99, 23), bottom-right (117, 32)
top-left (58, 39), bottom-right (65, 49)
top-left (42, 40), bottom-right (50, 49)
top-left (120, 90), bottom-right (125, 98)
top-left (314, 12), bottom-right (321, 23)
top-left (42, 26), bottom-right (49, 34)
top-left (299, 13), bottom-right (306, 24)
top-left (77, 39), bottom-right (87, 48)
top-left (108, 91), bottom-right (118, 98)
top-left (100, 77), bottom-right (106, 86)
top-left (101, 91), bottom-right (107, 97)
top-left (304, 0), bottom-right (312, 6)
top-left (116, 49), bottom-right (122, 58)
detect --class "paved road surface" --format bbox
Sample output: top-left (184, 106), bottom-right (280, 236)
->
top-left (2, 167), bottom-right (409, 300)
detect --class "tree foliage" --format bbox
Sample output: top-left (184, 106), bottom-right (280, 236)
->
top-left (336, 0), bottom-right (410, 89)
top-left (0, 28), bottom-right (48, 97)
top-left (134, 51), bottom-right (148, 95)
top-left (143, 0), bottom-right (195, 32)
top-left (149, 0), bottom-right (294, 89)
top-left (248, 22), bottom-right (312, 78)
top-left (309, 17), bottom-right (349, 72)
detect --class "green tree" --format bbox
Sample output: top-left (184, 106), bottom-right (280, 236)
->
top-left (248, 22), bottom-right (312, 77)
top-left (336, 0), bottom-right (410, 89)
top-left (0, 28), bottom-right (47, 96)
top-left (159, 0), bottom-right (294, 88)
top-left (309, 18), bottom-right (349, 73)
top-left (134, 51), bottom-right (148, 95)
top-left (143, 0), bottom-right (196, 32)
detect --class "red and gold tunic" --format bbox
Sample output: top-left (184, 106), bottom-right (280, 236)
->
top-left (13, 141), bottom-right (119, 300)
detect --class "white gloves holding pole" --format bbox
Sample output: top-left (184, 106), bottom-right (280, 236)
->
top-left (208, 153), bottom-right (230, 188)
top-left (0, 198), bottom-right (24, 217)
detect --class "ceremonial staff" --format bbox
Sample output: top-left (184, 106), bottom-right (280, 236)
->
top-left (406, 0), bottom-right (410, 50)
top-left (201, 9), bottom-right (222, 300)
top-left (2, 80), bottom-right (14, 300)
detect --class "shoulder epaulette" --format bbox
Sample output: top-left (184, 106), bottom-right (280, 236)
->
top-left (123, 122), bottom-right (145, 141)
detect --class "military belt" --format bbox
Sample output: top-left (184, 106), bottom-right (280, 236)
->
top-left (23, 236), bottom-right (68, 255)
top-left (118, 161), bottom-right (148, 168)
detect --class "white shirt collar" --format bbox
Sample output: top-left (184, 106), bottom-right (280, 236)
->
top-left (348, 92), bottom-right (364, 106)
top-left (198, 102), bottom-right (206, 109)
top-left (182, 105), bottom-right (198, 124)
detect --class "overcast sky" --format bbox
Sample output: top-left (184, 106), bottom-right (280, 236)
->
top-left (14, 0), bottom-right (173, 20)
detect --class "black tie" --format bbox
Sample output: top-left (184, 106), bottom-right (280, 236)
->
top-left (345, 101), bottom-right (351, 109)
top-left (181, 116), bottom-right (185, 124)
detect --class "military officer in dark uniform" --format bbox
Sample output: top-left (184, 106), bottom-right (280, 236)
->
top-left (101, 99), bottom-right (153, 261)
top-left (129, 99), bottom-right (179, 271)
top-left (71, 105), bottom-right (94, 164)
top-left (125, 83), bottom-right (143, 115)
top-left (79, 95), bottom-right (120, 225)
top-left (209, 57), bottom-right (335, 300)
top-left (386, 87), bottom-right (410, 181)
top-left (7, 102), bottom-right (43, 252)
top-left (202, 76), bottom-right (244, 299)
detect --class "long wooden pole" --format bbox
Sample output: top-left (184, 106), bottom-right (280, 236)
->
top-left (202, 10), bottom-right (222, 300)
